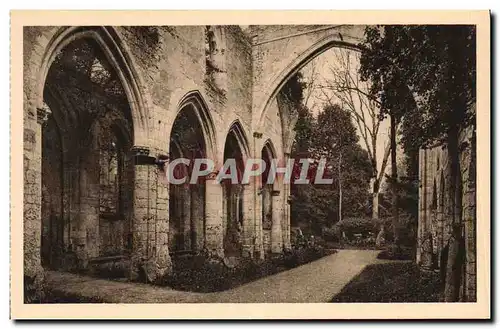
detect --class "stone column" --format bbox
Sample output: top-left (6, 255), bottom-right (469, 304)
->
top-left (419, 148), bottom-right (433, 270)
top-left (155, 154), bottom-right (171, 280)
top-left (463, 134), bottom-right (476, 302)
top-left (271, 188), bottom-right (283, 253)
top-left (241, 183), bottom-right (254, 258)
top-left (191, 184), bottom-right (204, 252)
top-left (282, 152), bottom-right (292, 250)
top-left (75, 131), bottom-right (100, 264)
top-left (130, 147), bottom-right (171, 282)
top-left (204, 172), bottom-right (224, 258)
top-left (181, 184), bottom-right (192, 250)
top-left (23, 104), bottom-right (51, 301)
top-left (255, 185), bottom-right (264, 260)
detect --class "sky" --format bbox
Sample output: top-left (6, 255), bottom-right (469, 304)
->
top-left (298, 47), bottom-right (393, 179)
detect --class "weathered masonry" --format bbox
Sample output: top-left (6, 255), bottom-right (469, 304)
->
top-left (23, 25), bottom-right (365, 287)
top-left (417, 121), bottom-right (477, 302)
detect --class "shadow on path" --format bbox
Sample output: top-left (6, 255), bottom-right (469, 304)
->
top-left (44, 249), bottom-right (385, 303)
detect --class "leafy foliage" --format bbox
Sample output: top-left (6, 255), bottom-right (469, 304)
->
top-left (359, 25), bottom-right (476, 301)
top-left (333, 217), bottom-right (377, 238)
top-left (359, 25), bottom-right (476, 150)
top-left (290, 101), bottom-right (372, 234)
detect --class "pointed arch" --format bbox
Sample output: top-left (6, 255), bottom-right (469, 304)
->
top-left (262, 139), bottom-right (278, 160)
top-left (255, 40), bottom-right (363, 131)
top-left (225, 120), bottom-right (251, 159)
top-left (172, 90), bottom-right (218, 162)
top-left (36, 26), bottom-right (151, 146)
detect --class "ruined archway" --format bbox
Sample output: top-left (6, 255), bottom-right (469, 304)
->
top-left (261, 140), bottom-right (278, 255)
top-left (168, 102), bottom-right (210, 256)
top-left (253, 25), bottom-right (365, 133)
top-left (222, 121), bottom-right (250, 258)
top-left (35, 26), bottom-right (150, 146)
top-left (41, 37), bottom-right (135, 271)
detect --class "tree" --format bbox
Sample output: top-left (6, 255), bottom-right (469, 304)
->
top-left (359, 25), bottom-right (476, 302)
top-left (317, 48), bottom-right (391, 227)
top-left (312, 104), bottom-right (372, 224)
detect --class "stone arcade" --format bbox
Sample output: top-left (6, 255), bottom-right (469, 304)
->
top-left (23, 25), bottom-right (476, 301)
top-left (23, 25), bottom-right (365, 287)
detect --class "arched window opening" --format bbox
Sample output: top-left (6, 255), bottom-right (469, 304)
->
top-left (168, 104), bottom-right (207, 256)
top-left (261, 142), bottom-right (276, 254)
top-left (223, 131), bottom-right (245, 258)
top-left (41, 36), bottom-right (134, 270)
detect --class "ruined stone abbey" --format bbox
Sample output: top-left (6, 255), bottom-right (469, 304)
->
top-left (23, 25), bottom-right (365, 284)
top-left (417, 122), bottom-right (477, 301)
top-left (23, 24), bottom-right (476, 300)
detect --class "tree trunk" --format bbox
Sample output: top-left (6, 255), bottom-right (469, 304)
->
top-left (373, 180), bottom-right (385, 247)
top-left (374, 141), bottom-right (390, 247)
top-left (444, 128), bottom-right (464, 302)
top-left (390, 114), bottom-right (399, 247)
top-left (372, 189), bottom-right (379, 221)
top-left (338, 150), bottom-right (342, 223)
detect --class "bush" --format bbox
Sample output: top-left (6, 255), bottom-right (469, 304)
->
top-left (376, 214), bottom-right (417, 247)
top-left (333, 217), bottom-right (377, 240)
top-left (24, 274), bottom-right (45, 303)
top-left (284, 244), bottom-right (335, 269)
top-left (322, 226), bottom-right (342, 242)
top-left (377, 245), bottom-right (414, 261)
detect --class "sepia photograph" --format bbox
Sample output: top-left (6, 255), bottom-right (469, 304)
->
top-left (10, 10), bottom-right (490, 319)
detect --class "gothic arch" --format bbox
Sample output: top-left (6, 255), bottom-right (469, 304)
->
top-left (262, 139), bottom-right (278, 159)
top-left (35, 26), bottom-right (150, 146)
top-left (169, 91), bottom-right (218, 163)
top-left (255, 38), bottom-right (363, 131)
top-left (226, 120), bottom-right (251, 160)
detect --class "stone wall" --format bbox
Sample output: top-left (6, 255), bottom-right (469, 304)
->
top-left (417, 125), bottom-right (476, 302)
top-left (24, 25), bottom-right (290, 290)
top-left (25, 24), bottom-right (370, 293)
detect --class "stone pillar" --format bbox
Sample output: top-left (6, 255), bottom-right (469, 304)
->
top-left (241, 183), bottom-right (254, 258)
top-left (130, 147), bottom-right (171, 282)
top-left (282, 152), bottom-right (292, 250)
top-left (420, 149), bottom-right (433, 270)
top-left (271, 189), bottom-right (283, 253)
top-left (463, 135), bottom-right (476, 302)
top-left (154, 155), bottom-right (171, 280)
top-left (181, 185), bottom-right (192, 250)
top-left (191, 184), bottom-right (204, 252)
top-left (23, 104), bottom-right (50, 301)
top-left (204, 172), bottom-right (224, 258)
top-left (254, 184), bottom-right (266, 259)
top-left (75, 131), bottom-right (100, 264)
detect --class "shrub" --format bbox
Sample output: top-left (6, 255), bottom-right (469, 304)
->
top-left (333, 217), bottom-right (377, 239)
top-left (24, 274), bottom-right (45, 303)
top-left (377, 245), bottom-right (414, 260)
top-left (376, 213), bottom-right (417, 246)
top-left (322, 226), bottom-right (342, 242)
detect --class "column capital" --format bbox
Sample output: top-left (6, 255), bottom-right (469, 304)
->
top-left (253, 132), bottom-right (263, 139)
top-left (131, 146), bottom-right (156, 165)
top-left (131, 146), bottom-right (151, 156)
top-left (36, 104), bottom-right (51, 125)
top-left (155, 154), bottom-right (169, 169)
top-left (205, 170), bottom-right (220, 180)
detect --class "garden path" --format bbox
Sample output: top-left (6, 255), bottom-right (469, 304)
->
top-left (45, 249), bottom-right (382, 304)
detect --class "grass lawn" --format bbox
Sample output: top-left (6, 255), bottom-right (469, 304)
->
top-left (331, 262), bottom-right (441, 302)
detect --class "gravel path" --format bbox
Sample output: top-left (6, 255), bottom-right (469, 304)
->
top-left (45, 249), bottom-right (381, 303)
